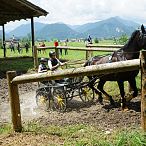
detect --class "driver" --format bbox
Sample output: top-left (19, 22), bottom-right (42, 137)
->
top-left (48, 51), bottom-right (69, 83)
top-left (48, 51), bottom-right (66, 71)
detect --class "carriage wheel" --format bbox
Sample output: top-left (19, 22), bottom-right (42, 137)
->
top-left (52, 88), bottom-right (67, 112)
top-left (79, 85), bottom-right (95, 102)
top-left (36, 91), bottom-right (53, 111)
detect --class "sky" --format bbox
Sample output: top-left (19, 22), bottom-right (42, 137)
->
top-left (4, 0), bottom-right (146, 32)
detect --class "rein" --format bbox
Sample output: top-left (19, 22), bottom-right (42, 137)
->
top-left (120, 50), bottom-right (140, 54)
top-left (117, 51), bottom-right (140, 54)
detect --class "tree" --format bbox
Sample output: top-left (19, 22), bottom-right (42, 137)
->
top-left (118, 34), bottom-right (128, 45)
top-left (94, 38), bottom-right (99, 44)
top-left (113, 34), bottom-right (128, 45)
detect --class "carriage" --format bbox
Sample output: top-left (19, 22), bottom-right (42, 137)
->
top-left (35, 76), bottom-right (95, 112)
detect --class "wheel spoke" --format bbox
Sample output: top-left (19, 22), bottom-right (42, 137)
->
top-left (79, 86), bottom-right (94, 102)
top-left (53, 88), bottom-right (66, 112)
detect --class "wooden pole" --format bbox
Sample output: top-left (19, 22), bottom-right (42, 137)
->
top-left (86, 50), bottom-right (89, 60)
top-left (31, 17), bottom-right (35, 55)
top-left (86, 46), bottom-right (93, 59)
top-left (141, 51), bottom-right (146, 131)
top-left (2, 24), bottom-right (6, 57)
top-left (7, 71), bottom-right (22, 132)
top-left (33, 46), bottom-right (38, 70)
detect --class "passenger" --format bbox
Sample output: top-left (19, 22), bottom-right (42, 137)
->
top-left (38, 58), bottom-right (48, 86)
top-left (38, 58), bottom-right (48, 73)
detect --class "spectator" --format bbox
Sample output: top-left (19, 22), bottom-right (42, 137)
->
top-left (86, 35), bottom-right (93, 58)
top-left (38, 43), bottom-right (42, 54)
top-left (17, 42), bottom-right (21, 54)
top-left (54, 40), bottom-right (59, 47)
top-left (10, 41), bottom-right (15, 52)
top-left (64, 39), bottom-right (68, 55)
top-left (87, 35), bottom-right (92, 45)
top-left (41, 42), bottom-right (46, 54)
top-left (25, 43), bottom-right (29, 53)
top-left (59, 41), bottom-right (63, 55)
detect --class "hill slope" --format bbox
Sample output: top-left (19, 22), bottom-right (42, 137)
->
top-left (36, 23), bottom-right (80, 40)
top-left (7, 16), bottom-right (140, 39)
top-left (8, 22), bottom-right (47, 38)
top-left (74, 16), bottom-right (140, 38)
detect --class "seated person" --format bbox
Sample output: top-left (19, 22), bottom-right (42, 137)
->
top-left (48, 51), bottom-right (67, 83)
top-left (48, 51), bottom-right (66, 71)
top-left (38, 58), bottom-right (48, 73)
top-left (38, 58), bottom-right (48, 86)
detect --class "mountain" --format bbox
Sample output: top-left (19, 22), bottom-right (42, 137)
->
top-left (7, 16), bottom-right (141, 40)
top-left (0, 30), bottom-right (2, 38)
top-left (74, 16), bottom-right (140, 38)
top-left (36, 23), bottom-right (80, 40)
top-left (8, 22), bottom-right (47, 38)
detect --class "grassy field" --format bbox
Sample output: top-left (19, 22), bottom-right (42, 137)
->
top-left (0, 40), bottom-right (113, 59)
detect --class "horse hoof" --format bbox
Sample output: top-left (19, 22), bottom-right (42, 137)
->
top-left (110, 100), bottom-right (115, 107)
top-left (122, 107), bottom-right (129, 112)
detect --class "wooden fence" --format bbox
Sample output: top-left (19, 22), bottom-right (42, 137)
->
top-left (141, 51), bottom-right (146, 130)
top-left (33, 45), bottom-right (122, 70)
top-left (7, 51), bottom-right (146, 132)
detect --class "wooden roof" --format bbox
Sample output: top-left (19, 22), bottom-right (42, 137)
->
top-left (0, 0), bottom-right (48, 25)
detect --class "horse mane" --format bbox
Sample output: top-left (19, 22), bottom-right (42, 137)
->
top-left (121, 30), bottom-right (139, 51)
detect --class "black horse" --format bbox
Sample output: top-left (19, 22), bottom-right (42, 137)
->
top-left (84, 25), bottom-right (146, 109)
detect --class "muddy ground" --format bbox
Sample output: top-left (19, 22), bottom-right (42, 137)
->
top-left (0, 76), bottom-right (141, 128)
top-left (0, 76), bottom-right (141, 145)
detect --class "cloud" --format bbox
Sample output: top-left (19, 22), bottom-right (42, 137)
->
top-left (4, 0), bottom-right (146, 31)
top-left (28, 0), bottom-right (146, 25)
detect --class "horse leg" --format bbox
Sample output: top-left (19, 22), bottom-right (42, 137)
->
top-left (88, 76), bottom-right (103, 104)
top-left (117, 81), bottom-right (127, 110)
top-left (97, 80), bottom-right (115, 106)
top-left (127, 78), bottom-right (138, 101)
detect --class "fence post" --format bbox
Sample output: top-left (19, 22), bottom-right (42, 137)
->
top-left (7, 71), bottom-right (22, 132)
top-left (55, 47), bottom-right (59, 59)
top-left (141, 50), bottom-right (146, 132)
top-left (33, 46), bottom-right (38, 70)
top-left (86, 50), bottom-right (89, 60)
top-left (86, 46), bottom-right (93, 60)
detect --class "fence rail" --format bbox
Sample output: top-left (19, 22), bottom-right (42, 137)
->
top-left (34, 45), bottom-right (122, 69)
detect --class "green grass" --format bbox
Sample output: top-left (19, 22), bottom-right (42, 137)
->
top-left (1, 122), bottom-right (146, 146)
top-left (0, 124), bottom-right (12, 134)
top-left (0, 40), bottom-right (114, 58)
top-left (0, 57), bottom-right (34, 73)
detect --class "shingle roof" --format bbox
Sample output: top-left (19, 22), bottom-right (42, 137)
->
top-left (0, 0), bottom-right (48, 25)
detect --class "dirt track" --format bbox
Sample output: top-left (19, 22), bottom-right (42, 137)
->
top-left (0, 77), bottom-right (141, 131)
